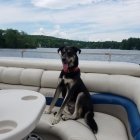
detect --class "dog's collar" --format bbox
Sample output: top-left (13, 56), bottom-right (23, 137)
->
top-left (63, 66), bottom-right (80, 73)
top-left (60, 66), bottom-right (80, 79)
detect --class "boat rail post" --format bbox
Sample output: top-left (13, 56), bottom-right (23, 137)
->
top-left (105, 53), bottom-right (112, 61)
top-left (108, 53), bottom-right (111, 61)
top-left (21, 49), bottom-right (26, 57)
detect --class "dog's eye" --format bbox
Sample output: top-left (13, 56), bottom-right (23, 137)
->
top-left (61, 51), bottom-right (65, 56)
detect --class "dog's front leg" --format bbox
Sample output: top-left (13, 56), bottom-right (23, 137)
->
top-left (52, 85), bottom-right (75, 125)
top-left (46, 80), bottom-right (64, 114)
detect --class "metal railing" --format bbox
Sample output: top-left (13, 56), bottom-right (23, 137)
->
top-left (0, 49), bottom-right (140, 63)
top-left (20, 50), bottom-right (139, 61)
top-left (20, 50), bottom-right (113, 60)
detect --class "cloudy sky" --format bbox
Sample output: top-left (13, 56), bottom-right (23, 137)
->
top-left (0, 0), bottom-right (140, 41)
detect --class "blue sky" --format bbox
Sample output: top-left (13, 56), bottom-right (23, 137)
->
top-left (0, 0), bottom-right (140, 41)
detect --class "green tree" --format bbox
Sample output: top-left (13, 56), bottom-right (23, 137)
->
top-left (3, 29), bottom-right (19, 48)
top-left (0, 29), bottom-right (5, 48)
top-left (0, 28), bottom-right (140, 50)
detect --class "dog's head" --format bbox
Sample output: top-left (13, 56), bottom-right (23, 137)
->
top-left (58, 46), bottom-right (81, 70)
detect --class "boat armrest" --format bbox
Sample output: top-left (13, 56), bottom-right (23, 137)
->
top-left (91, 93), bottom-right (140, 140)
top-left (135, 132), bottom-right (140, 140)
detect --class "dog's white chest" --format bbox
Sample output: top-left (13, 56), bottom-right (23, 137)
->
top-left (64, 78), bottom-right (74, 85)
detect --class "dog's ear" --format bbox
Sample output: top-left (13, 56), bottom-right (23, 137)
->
top-left (72, 47), bottom-right (81, 54)
top-left (58, 47), bottom-right (64, 54)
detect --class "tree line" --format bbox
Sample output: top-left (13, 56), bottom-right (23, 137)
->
top-left (0, 29), bottom-right (140, 50)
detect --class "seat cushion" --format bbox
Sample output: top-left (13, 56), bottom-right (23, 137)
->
top-left (0, 83), bottom-right (39, 91)
top-left (95, 112), bottom-right (128, 140)
top-left (35, 106), bottom-right (128, 140)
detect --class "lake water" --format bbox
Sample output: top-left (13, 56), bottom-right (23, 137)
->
top-left (0, 48), bottom-right (140, 64)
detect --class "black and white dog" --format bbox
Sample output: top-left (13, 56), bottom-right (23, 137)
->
top-left (47, 46), bottom-right (98, 133)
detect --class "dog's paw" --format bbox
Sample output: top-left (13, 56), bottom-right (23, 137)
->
top-left (53, 111), bottom-right (57, 116)
top-left (51, 116), bottom-right (61, 125)
top-left (44, 109), bottom-right (52, 114)
top-left (62, 114), bottom-right (71, 121)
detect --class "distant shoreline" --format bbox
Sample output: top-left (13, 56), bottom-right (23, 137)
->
top-left (0, 29), bottom-right (140, 50)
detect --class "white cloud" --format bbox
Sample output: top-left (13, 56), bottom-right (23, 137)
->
top-left (33, 26), bottom-right (69, 39)
top-left (33, 24), bottom-right (140, 42)
top-left (0, 0), bottom-right (139, 41)
top-left (0, 3), bottom-right (53, 24)
top-left (87, 32), bottom-right (140, 42)
top-left (31, 0), bottom-right (102, 9)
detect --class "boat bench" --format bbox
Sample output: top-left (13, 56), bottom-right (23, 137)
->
top-left (0, 57), bottom-right (140, 140)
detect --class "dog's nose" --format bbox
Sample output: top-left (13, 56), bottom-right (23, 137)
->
top-left (62, 57), bottom-right (67, 63)
top-left (62, 57), bottom-right (66, 61)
